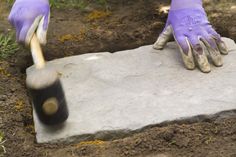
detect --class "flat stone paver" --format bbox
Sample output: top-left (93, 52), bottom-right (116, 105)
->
top-left (27, 38), bottom-right (236, 143)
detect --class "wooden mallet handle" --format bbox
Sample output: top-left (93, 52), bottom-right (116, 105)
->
top-left (30, 34), bottom-right (46, 69)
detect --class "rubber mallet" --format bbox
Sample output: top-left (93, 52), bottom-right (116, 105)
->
top-left (26, 33), bottom-right (69, 125)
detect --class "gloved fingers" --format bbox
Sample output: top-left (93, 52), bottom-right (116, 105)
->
top-left (200, 36), bottom-right (223, 67)
top-left (23, 15), bottom-right (43, 45)
top-left (36, 12), bottom-right (50, 45)
top-left (189, 37), bottom-right (211, 73)
top-left (18, 22), bottom-right (32, 44)
top-left (216, 39), bottom-right (228, 55)
top-left (153, 25), bottom-right (172, 50)
top-left (21, 14), bottom-right (49, 46)
top-left (207, 27), bottom-right (228, 55)
top-left (206, 25), bottom-right (221, 39)
top-left (175, 36), bottom-right (195, 70)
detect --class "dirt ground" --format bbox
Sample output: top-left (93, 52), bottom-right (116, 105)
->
top-left (0, 0), bottom-right (236, 156)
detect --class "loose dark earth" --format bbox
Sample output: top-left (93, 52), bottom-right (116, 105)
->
top-left (0, 0), bottom-right (236, 156)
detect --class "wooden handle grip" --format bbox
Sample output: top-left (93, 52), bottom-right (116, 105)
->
top-left (30, 34), bottom-right (45, 69)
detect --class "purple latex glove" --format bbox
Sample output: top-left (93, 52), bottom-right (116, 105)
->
top-left (153, 0), bottom-right (228, 73)
top-left (8, 0), bottom-right (50, 45)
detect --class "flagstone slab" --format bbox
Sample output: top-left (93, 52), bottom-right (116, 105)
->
top-left (27, 38), bottom-right (236, 143)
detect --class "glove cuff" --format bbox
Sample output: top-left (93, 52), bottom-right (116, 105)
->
top-left (170, 0), bottom-right (203, 10)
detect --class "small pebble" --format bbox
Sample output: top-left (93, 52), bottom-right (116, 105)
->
top-left (0, 95), bottom-right (7, 101)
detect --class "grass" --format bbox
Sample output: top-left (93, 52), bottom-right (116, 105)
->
top-left (0, 33), bottom-right (19, 59)
top-left (0, 131), bottom-right (6, 155)
top-left (4, 0), bottom-right (14, 5)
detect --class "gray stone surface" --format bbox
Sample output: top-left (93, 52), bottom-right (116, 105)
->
top-left (27, 38), bottom-right (236, 143)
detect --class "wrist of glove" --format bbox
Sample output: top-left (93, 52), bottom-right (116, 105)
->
top-left (8, 0), bottom-right (50, 46)
top-left (154, 0), bottom-right (228, 73)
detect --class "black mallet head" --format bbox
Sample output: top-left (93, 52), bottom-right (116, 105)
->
top-left (26, 68), bottom-right (69, 125)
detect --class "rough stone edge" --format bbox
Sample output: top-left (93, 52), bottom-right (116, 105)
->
top-left (45, 109), bottom-right (236, 144)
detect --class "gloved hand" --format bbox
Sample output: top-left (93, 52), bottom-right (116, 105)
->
top-left (153, 0), bottom-right (228, 73)
top-left (8, 0), bottom-right (50, 46)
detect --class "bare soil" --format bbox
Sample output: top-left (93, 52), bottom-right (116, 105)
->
top-left (0, 0), bottom-right (236, 157)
